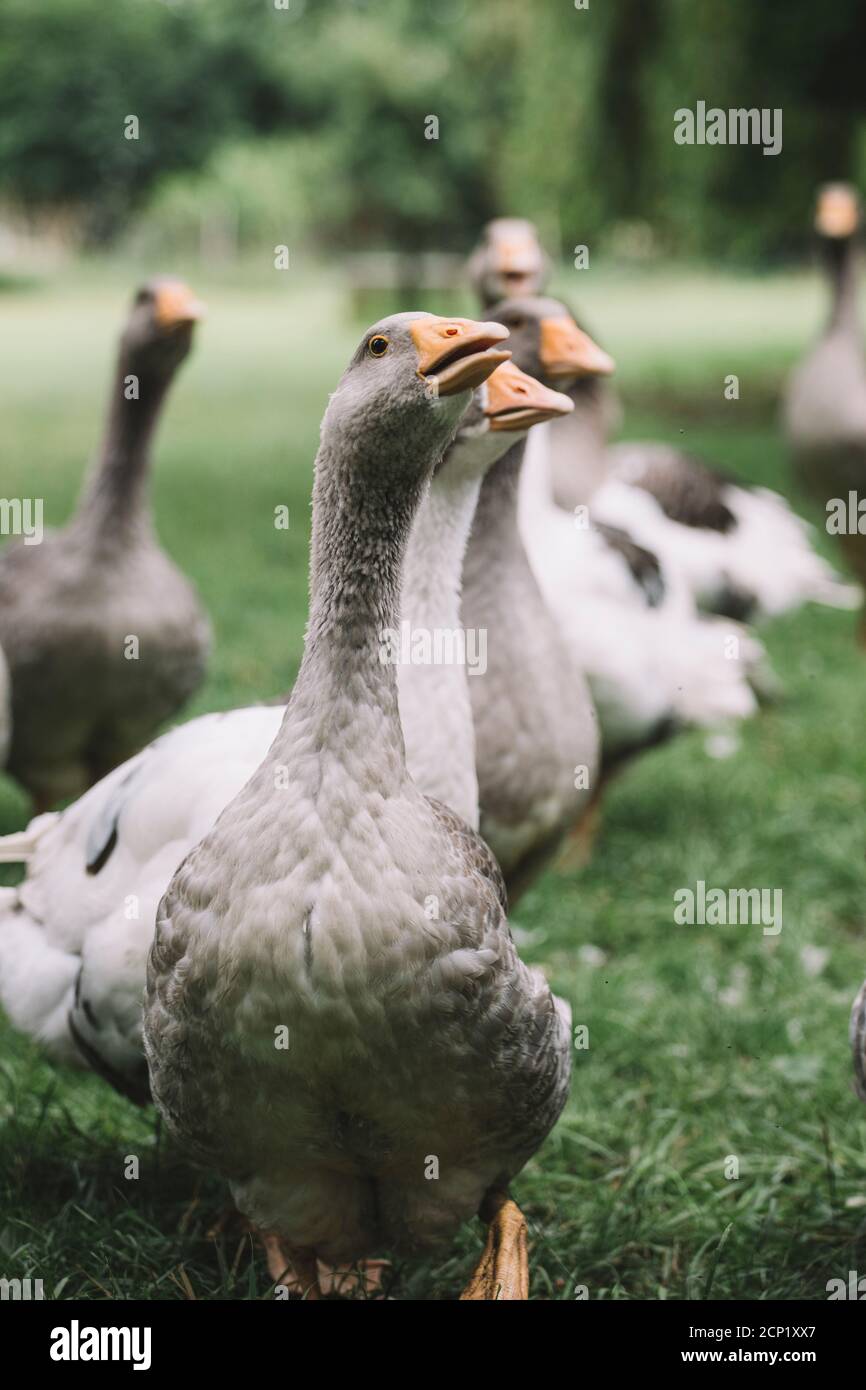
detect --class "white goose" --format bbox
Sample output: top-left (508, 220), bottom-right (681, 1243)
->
top-left (472, 222), bottom-right (858, 622)
top-left (504, 290), bottom-right (859, 623)
top-left (143, 312), bottom-right (572, 1300)
top-left (520, 431), bottom-right (762, 760)
top-left (0, 355), bottom-right (571, 1113)
top-left (597, 442), bottom-right (859, 623)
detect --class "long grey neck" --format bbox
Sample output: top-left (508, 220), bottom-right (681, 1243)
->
top-left (548, 390), bottom-right (610, 509)
top-left (285, 433), bottom-right (426, 786)
top-left (462, 437), bottom-right (545, 651)
top-left (402, 473), bottom-right (480, 635)
top-left (75, 354), bottom-right (175, 545)
top-left (462, 435), bottom-right (553, 715)
top-left (398, 446), bottom-right (494, 826)
top-left (467, 439), bottom-right (525, 556)
top-left (824, 236), bottom-right (861, 336)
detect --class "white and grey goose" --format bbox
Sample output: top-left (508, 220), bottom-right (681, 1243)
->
top-left (143, 313), bottom-right (573, 1299)
top-left (0, 353), bottom-right (570, 1115)
top-left (471, 221), bottom-right (857, 621)
top-left (0, 279), bottom-right (211, 811)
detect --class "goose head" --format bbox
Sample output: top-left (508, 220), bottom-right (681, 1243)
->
top-left (485, 296), bottom-right (615, 389)
top-left (815, 182), bottom-right (861, 241)
top-left (436, 362), bottom-right (574, 481)
top-left (322, 312), bottom-right (511, 476)
top-left (469, 218), bottom-right (548, 306)
top-left (121, 277), bottom-right (205, 377)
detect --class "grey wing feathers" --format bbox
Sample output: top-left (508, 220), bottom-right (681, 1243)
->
top-left (595, 522), bottom-right (666, 608)
top-left (425, 795), bottom-right (508, 917)
top-left (84, 755), bottom-right (150, 874)
top-left (425, 794), bottom-right (570, 1169)
top-left (622, 447), bottom-right (739, 533)
top-left (68, 996), bottom-right (151, 1106)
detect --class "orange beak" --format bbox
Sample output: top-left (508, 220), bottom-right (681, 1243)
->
top-left (154, 281), bottom-right (206, 329)
top-left (815, 186), bottom-right (860, 239)
top-left (539, 316), bottom-right (615, 379)
top-left (410, 317), bottom-right (511, 396)
top-left (484, 361), bottom-right (574, 431)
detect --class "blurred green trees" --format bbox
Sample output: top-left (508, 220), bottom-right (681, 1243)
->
top-left (1, 0), bottom-right (865, 261)
top-left (0, 0), bottom-right (304, 243)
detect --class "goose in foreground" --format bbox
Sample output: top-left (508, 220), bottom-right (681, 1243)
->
top-left (143, 313), bottom-right (572, 1300)
top-left (0, 357), bottom-right (573, 1105)
top-left (490, 296), bottom-right (764, 766)
top-left (461, 329), bottom-right (609, 901)
top-left (0, 279), bottom-right (211, 811)
top-left (785, 182), bottom-right (866, 633)
top-left (0, 347), bottom-right (573, 1296)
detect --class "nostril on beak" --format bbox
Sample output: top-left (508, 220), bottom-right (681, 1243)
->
top-left (445, 327), bottom-right (459, 337)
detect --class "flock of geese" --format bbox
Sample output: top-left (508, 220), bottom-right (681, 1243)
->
top-left (0, 188), bottom-right (865, 1300)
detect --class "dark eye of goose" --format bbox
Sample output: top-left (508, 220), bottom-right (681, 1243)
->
top-left (507, 318), bottom-right (525, 331)
top-left (368, 335), bottom-right (390, 358)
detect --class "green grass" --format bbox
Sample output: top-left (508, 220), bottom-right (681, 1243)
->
top-left (1, 265), bottom-right (865, 1300)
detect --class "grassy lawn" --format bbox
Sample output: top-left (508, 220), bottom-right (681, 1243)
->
top-left (1, 264), bottom-right (865, 1300)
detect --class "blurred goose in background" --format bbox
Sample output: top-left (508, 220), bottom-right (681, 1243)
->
top-left (462, 338), bottom-right (605, 902)
top-left (492, 296), bottom-right (765, 769)
top-left (520, 425), bottom-right (763, 762)
top-left (468, 217), bottom-right (549, 307)
top-left (469, 219), bottom-right (621, 503)
top-left (785, 182), bottom-right (866, 633)
top-left (143, 312), bottom-right (572, 1301)
top-left (0, 644), bottom-right (10, 768)
top-left (0, 279), bottom-right (211, 811)
top-left (472, 224), bottom-right (858, 623)
top-left (0, 355), bottom-right (569, 1127)
top-left (599, 441), bottom-right (859, 623)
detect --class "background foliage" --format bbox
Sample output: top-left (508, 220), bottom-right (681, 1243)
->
top-left (2, 0), bottom-right (866, 261)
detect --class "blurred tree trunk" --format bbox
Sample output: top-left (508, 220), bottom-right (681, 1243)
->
top-left (596, 0), bottom-right (663, 220)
